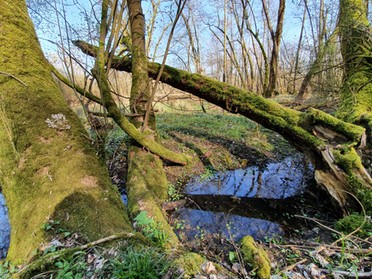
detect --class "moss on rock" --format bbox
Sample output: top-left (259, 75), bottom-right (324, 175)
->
top-left (172, 252), bottom-right (205, 277)
top-left (240, 235), bottom-right (271, 279)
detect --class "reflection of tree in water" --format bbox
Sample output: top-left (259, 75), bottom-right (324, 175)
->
top-left (174, 208), bottom-right (283, 243)
top-left (186, 155), bottom-right (313, 199)
top-left (177, 155), bottom-right (315, 245)
top-left (0, 193), bottom-right (11, 259)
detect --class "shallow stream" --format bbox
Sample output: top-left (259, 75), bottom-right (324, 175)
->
top-left (171, 154), bottom-right (334, 246)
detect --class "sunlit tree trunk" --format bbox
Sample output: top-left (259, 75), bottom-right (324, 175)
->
top-left (262, 0), bottom-right (286, 97)
top-left (126, 0), bottom-right (179, 247)
top-left (337, 0), bottom-right (372, 132)
top-left (0, 0), bottom-right (131, 264)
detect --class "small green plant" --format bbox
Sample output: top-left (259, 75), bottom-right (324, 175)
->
top-left (43, 245), bottom-right (58, 255)
top-left (42, 219), bottom-right (71, 238)
top-left (54, 251), bottom-right (87, 279)
top-left (0, 261), bottom-right (17, 279)
top-left (167, 183), bottom-right (183, 201)
top-left (107, 246), bottom-right (169, 279)
top-left (200, 166), bottom-right (216, 181)
top-left (134, 211), bottom-right (169, 247)
top-left (174, 220), bottom-right (185, 230)
top-left (229, 251), bottom-right (237, 263)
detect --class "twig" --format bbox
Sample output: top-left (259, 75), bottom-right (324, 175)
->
top-left (142, 0), bottom-right (187, 129)
top-left (275, 244), bottom-right (372, 254)
top-left (320, 269), bottom-right (372, 278)
top-left (294, 215), bottom-right (342, 236)
top-left (277, 258), bottom-right (307, 275)
top-left (51, 66), bottom-right (103, 105)
top-left (0, 71), bottom-right (27, 86)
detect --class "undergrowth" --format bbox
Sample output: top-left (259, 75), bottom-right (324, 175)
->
top-left (133, 211), bottom-right (169, 247)
top-left (2, 245), bottom-right (170, 279)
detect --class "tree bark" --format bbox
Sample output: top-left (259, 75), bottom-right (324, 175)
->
top-left (296, 30), bottom-right (338, 100)
top-left (262, 0), bottom-right (286, 97)
top-left (74, 39), bottom-right (372, 212)
top-left (0, 0), bottom-right (132, 264)
top-left (126, 0), bottom-right (180, 249)
top-left (337, 0), bottom-right (372, 130)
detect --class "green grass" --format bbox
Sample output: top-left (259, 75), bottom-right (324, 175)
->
top-left (107, 246), bottom-right (169, 279)
top-left (104, 112), bottom-right (262, 151)
top-left (157, 113), bottom-right (257, 142)
top-left (4, 245), bottom-right (170, 279)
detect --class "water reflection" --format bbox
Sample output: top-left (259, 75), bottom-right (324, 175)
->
top-left (0, 193), bottom-right (10, 259)
top-left (175, 155), bottom-right (315, 243)
top-left (173, 208), bottom-right (282, 242)
top-left (186, 155), bottom-right (313, 199)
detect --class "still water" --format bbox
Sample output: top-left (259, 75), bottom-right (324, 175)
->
top-left (173, 154), bottom-right (314, 243)
top-left (0, 193), bottom-right (10, 259)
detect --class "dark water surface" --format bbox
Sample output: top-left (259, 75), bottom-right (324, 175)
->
top-left (173, 154), bottom-right (318, 243)
top-left (185, 154), bottom-right (313, 199)
top-left (0, 193), bottom-right (10, 259)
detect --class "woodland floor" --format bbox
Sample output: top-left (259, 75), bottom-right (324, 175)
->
top-left (1, 102), bottom-right (370, 278)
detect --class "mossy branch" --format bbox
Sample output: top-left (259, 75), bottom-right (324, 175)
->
top-left (112, 108), bottom-right (191, 165)
top-left (51, 66), bottom-right (104, 106)
top-left (74, 40), bottom-right (372, 211)
top-left (73, 40), bottom-right (366, 150)
top-left (305, 108), bottom-right (366, 145)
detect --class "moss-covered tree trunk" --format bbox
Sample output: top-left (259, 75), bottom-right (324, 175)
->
top-left (337, 0), bottom-right (372, 139)
top-left (126, 0), bottom-right (179, 247)
top-left (0, 0), bottom-right (132, 264)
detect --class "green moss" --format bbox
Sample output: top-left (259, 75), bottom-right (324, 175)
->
top-left (0, 0), bottom-right (132, 264)
top-left (356, 188), bottom-right (372, 214)
top-left (172, 252), bottom-right (204, 277)
top-left (333, 147), bottom-right (363, 171)
top-left (126, 146), bottom-right (180, 248)
top-left (52, 192), bottom-right (131, 242)
top-left (336, 213), bottom-right (372, 238)
top-left (331, 147), bottom-right (372, 212)
top-left (307, 108), bottom-right (366, 144)
top-left (240, 236), bottom-right (271, 279)
top-left (338, 0), bottom-right (372, 125)
top-left (337, 72), bottom-right (372, 125)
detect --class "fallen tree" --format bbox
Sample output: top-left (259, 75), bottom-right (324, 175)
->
top-left (73, 39), bottom-right (372, 213)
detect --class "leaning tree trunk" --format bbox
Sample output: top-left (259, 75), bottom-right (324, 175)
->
top-left (0, 0), bottom-right (132, 264)
top-left (74, 40), bottom-right (372, 213)
top-left (125, 0), bottom-right (179, 248)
